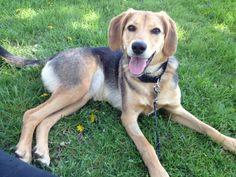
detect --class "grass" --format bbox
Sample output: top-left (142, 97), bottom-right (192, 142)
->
top-left (0, 0), bottom-right (235, 176)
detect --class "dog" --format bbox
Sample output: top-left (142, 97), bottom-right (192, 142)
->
top-left (0, 9), bottom-right (235, 177)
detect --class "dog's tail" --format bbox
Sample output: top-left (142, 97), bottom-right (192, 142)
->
top-left (0, 45), bottom-right (47, 67)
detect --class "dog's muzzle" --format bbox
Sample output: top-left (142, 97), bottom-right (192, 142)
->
top-left (128, 51), bottom-right (155, 76)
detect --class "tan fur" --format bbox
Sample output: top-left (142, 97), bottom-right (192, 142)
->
top-left (15, 9), bottom-right (236, 177)
top-left (158, 11), bottom-right (177, 57)
top-left (108, 9), bottom-right (134, 51)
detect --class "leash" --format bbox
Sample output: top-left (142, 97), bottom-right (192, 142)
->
top-left (137, 59), bottom-right (169, 159)
top-left (148, 76), bottom-right (163, 177)
top-left (138, 60), bottom-right (169, 159)
top-left (153, 79), bottom-right (161, 158)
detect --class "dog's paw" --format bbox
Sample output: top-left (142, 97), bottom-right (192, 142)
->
top-left (150, 170), bottom-right (169, 177)
top-left (223, 136), bottom-right (236, 154)
top-left (32, 147), bottom-right (50, 166)
top-left (15, 148), bottom-right (32, 163)
top-left (149, 164), bottom-right (169, 177)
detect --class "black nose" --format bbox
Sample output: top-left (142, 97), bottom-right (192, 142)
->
top-left (132, 41), bottom-right (147, 55)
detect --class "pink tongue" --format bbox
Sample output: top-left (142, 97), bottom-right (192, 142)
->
top-left (128, 57), bottom-right (146, 75)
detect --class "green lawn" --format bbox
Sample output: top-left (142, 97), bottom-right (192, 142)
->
top-left (0, 0), bottom-right (236, 176)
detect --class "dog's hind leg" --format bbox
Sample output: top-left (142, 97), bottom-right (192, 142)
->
top-left (165, 104), bottom-right (236, 154)
top-left (32, 93), bottom-right (91, 166)
top-left (15, 82), bottom-right (91, 163)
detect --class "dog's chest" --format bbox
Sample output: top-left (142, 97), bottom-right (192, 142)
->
top-left (124, 78), bottom-right (156, 114)
top-left (138, 92), bottom-right (155, 114)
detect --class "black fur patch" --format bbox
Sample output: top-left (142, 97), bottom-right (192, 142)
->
top-left (172, 73), bottom-right (179, 88)
top-left (0, 45), bottom-right (11, 57)
top-left (92, 47), bottom-right (123, 89)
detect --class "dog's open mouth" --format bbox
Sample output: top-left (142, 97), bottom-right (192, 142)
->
top-left (128, 52), bottom-right (155, 76)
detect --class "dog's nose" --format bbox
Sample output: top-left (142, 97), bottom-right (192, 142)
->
top-left (132, 41), bottom-right (147, 55)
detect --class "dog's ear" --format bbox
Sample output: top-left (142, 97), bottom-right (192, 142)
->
top-left (108, 9), bottom-right (134, 51)
top-left (159, 11), bottom-right (177, 57)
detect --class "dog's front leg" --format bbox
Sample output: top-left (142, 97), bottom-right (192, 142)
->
top-left (121, 111), bottom-right (169, 177)
top-left (165, 105), bottom-right (236, 154)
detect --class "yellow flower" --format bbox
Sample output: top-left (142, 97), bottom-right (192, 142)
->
top-left (76, 124), bottom-right (84, 133)
top-left (65, 36), bottom-right (72, 41)
top-left (89, 113), bottom-right (96, 123)
top-left (41, 93), bottom-right (49, 97)
top-left (48, 25), bottom-right (54, 30)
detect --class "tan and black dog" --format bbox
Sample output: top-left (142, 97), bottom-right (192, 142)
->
top-left (0, 9), bottom-right (235, 177)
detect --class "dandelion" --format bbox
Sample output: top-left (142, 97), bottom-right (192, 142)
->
top-left (41, 93), bottom-right (49, 97)
top-left (65, 36), bottom-right (72, 41)
top-left (89, 113), bottom-right (96, 123)
top-left (48, 25), bottom-right (54, 30)
top-left (76, 124), bottom-right (84, 133)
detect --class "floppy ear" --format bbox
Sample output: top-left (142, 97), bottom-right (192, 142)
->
top-left (108, 9), bottom-right (134, 51)
top-left (159, 11), bottom-right (177, 57)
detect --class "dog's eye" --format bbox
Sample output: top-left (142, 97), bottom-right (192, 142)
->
top-left (151, 28), bottom-right (161, 35)
top-left (127, 25), bottom-right (136, 32)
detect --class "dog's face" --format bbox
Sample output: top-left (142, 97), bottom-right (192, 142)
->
top-left (109, 9), bottom-right (177, 76)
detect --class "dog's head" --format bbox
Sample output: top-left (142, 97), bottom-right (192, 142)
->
top-left (108, 9), bottom-right (177, 76)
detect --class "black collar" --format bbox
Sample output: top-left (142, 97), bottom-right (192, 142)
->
top-left (138, 60), bottom-right (168, 83)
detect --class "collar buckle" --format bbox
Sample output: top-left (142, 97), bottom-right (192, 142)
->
top-left (153, 79), bottom-right (161, 94)
top-left (153, 79), bottom-right (160, 104)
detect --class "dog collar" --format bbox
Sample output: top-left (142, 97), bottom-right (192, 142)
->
top-left (138, 60), bottom-right (168, 83)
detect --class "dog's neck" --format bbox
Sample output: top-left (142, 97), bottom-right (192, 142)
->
top-left (138, 59), bottom-right (168, 83)
top-left (144, 61), bottom-right (167, 75)
top-left (137, 52), bottom-right (168, 83)
top-left (144, 52), bottom-right (166, 73)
